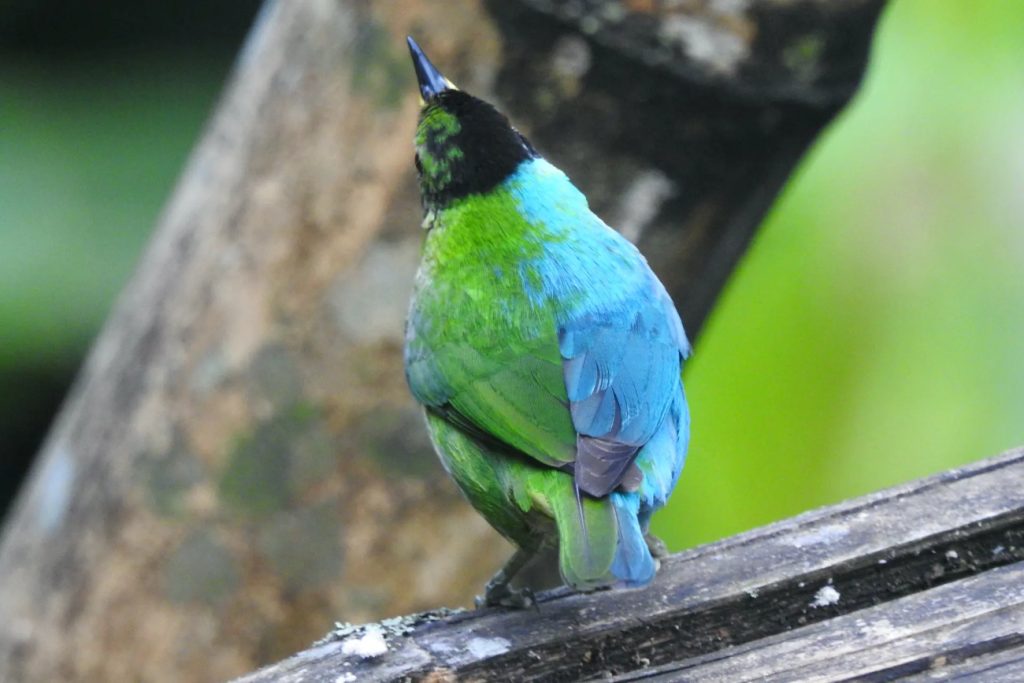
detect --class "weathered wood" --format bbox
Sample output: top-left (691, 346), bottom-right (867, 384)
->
top-left (615, 563), bottom-right (1024, 681)
top-left (236, 447), bottom-right (1024, 682)
top-left (902, 643), bottom-right (1024, 682)
top-left (0, 0), bottom-right (884, 680)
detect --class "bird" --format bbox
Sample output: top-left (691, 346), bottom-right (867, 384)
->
top-left (403, 36), bottom-right (691, 608)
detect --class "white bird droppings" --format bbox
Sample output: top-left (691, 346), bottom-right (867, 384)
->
top-left (341, 628), bottom-right (388, 659)
top-left (810, 585), bottom-right (841, 608)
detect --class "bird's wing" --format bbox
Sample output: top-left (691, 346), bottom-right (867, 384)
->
top-left (405, 311), bottom-right (578, 468)
top-left (406, 268), bottom-right (689, 493)
top-left (559, 273), bottom-right (690, 497)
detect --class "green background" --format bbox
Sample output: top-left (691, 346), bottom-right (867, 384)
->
top-left (2, 0), bottom-right (1022, 545)
top-left (656, 1), bottom-right (1024, 549)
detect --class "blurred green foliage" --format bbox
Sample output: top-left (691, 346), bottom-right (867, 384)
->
top-left (1, 1), bottom-right (1021, 549)
top-left (0, 54), bottom-right (228, 368)
top-left (0, 47), bottom-right (239, 514)
top-left (656, 0), bottom-right (1024, 549)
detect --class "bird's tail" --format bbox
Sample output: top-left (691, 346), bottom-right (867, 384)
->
top-left (545, 477), bottom-right (656, 590)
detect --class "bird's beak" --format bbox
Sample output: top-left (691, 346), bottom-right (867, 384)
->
top-left (407, 36), bottom-right (456, 106)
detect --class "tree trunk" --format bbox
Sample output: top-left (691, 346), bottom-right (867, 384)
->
top-left (0, 0), bottom-right (884, 680)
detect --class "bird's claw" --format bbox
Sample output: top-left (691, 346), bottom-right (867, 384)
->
top-left (645, 532), bottom-right (669, 559)
top-left (475, 584), bottom-right (536, 610)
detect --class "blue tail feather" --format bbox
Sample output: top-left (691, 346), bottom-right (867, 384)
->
top-left (609, 492), bottom-right (656, 587)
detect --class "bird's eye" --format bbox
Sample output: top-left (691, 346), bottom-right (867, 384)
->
top-left (414, 154), bottom-right (423, 175)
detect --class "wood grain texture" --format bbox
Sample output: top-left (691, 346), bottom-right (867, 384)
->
top-left (0, 0), bottom-right (885, 680)
top-left (615, 563), bottom-right (1024, 682)
top-left (236, 448), bottom-right (1024, 682)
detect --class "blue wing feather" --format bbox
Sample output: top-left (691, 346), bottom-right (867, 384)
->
top-left (560, 277), bottom-right (687, 496)
top-left (507, 157), bottom-right (691, 497)
top-left (560, 280), bottom-right (686, 441)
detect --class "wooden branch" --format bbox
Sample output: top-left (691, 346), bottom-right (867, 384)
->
top-left (237, 447), bottom-right (1024, 681)
top-left (0, 0), bottom-right (885, 680)
top-left (616, 564), bottom-right (1024, 681)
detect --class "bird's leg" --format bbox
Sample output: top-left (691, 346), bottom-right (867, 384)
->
top-left (644, 532), bottom-right (669, 560)
top-left (476, 547), bottom-right (537, 609)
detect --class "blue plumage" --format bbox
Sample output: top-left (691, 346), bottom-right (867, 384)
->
top-left (507, 158), bottom-right (690, 504)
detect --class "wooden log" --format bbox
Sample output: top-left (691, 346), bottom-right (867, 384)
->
top-left (0, 0), bottom-right (884, 680)
top-left (617, 563), bottom-right (1024, 682)
top-left (236, 447), bottom-right (1024, 682)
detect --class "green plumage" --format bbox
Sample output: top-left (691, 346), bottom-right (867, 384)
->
top-left (408, 181), bottom-right (577, 467)
top-left (424, 412), bottom-right (625, 591)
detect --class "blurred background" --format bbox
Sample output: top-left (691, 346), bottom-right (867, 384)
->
top-left (2, 0), bottom-right (1022, 556)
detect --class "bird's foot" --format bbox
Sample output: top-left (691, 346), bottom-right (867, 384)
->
top-left (475, 583), bottom-right (536, 610)
top-left (645, 532), bottom-right (670, 560)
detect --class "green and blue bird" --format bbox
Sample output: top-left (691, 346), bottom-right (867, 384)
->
top-left (403, 37), bottom-right (691, 607)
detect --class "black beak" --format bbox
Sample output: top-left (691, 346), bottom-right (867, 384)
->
top-left (407, 36), bottom-right (453, 103)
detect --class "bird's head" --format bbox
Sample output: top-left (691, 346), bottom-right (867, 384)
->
top-left (407, 37), bottom-right (537, 212)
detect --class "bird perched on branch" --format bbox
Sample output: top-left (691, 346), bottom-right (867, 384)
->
top-left (403, 37), bottom-right (691, 608)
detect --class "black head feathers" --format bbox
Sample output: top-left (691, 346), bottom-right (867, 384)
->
top-left (408, 38), bottom-right (538, 208)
